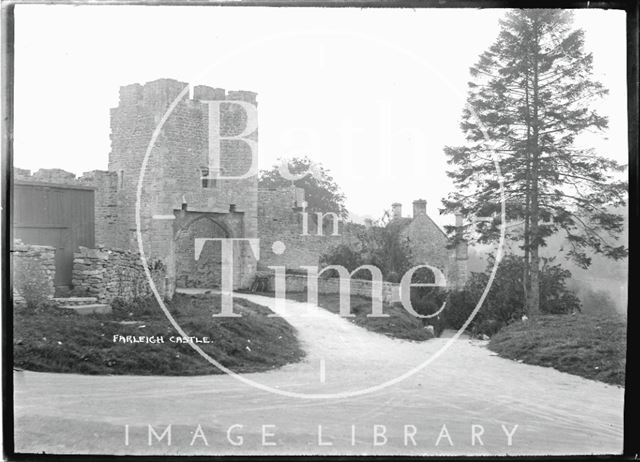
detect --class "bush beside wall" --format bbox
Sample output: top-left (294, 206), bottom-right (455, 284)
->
top-left (12, 241), bottom-right (56, 308)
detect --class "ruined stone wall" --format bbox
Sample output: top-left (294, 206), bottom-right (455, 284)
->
top-left (260, 272), bottom-right (399, 304)
top-left (14, 168), bottom-right (88, 186)
top-left (30, 168), bottom-right (78, 185)
top-left (12, 240), bottom-right (56, 307)
top-left (14, 168), bottom-right (32, 181)
top-left (258, 190), bottom-right (468, 289)
top-left (78, 170), bottom-right (119, 248)
top-left (71, 246), bottom-right (167, 304)
top-left (257, 187), bottom-right (361, 271)
top-left (109, 79), bottom-right (258, 289)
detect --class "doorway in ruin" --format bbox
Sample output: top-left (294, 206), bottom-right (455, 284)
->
top-left (174, 215), bottom-right (230, 289)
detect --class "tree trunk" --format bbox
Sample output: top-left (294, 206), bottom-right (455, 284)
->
top-left (528, 195), bottom-right (540, 315)
top-left (527, 20), bottom-right (541, 316)
top-left (527, 139), bottom-right (541, 315)
top-left (523, 65), bottom-right (532, 308)
top-left (523, 188), bottom-right (531, 309)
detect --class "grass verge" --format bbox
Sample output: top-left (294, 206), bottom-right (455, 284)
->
top-left (488, 313), bottom-right (626, 386)
top-left (13, 293), bottom-right (304, 376)
top-left (246, 290), bottom-right (433, 341)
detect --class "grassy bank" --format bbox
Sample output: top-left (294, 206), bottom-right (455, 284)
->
top-left (488, 313), bottom-right (626, 386)
top-left (248, 291), bottom-right (433, 341)
top-left (13, 294), bottom-right (304, 376)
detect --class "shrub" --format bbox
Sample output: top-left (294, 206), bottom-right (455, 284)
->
top-left (443, 253), bottom-right (581, 337)
top-left (319, 226), bottom-right (414, 282)
top-left (442, 278), bottom-right (483, 330)
top-left (539, 260), bottom-right (581, 314)
top-left (472, 318), bottom-right (504, 337)
top-left (413, 293), bottom-right (447, 336)
top-left (386, 271), bottom-right (400, 283)
top-left (13, 258), bottom-right (52, 308)
top-left (319, 244), bottom-right (364, 279)
top-left (405, 266), bottom-right (447, 336)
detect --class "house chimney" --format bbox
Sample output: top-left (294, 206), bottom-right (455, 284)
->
top-left (294, 187), bottom-right (305, 208)
top-left (391, 203), bottom-right (402, 220)
top-left (454, 212), bottom-right (468, 258)
top-left (413, 199), bottom-right (427, 218)
top-left (454, 212), bottom-right (469, 289)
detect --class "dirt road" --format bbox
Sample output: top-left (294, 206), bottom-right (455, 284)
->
top-left (13, 291), bottom-right (624, 455)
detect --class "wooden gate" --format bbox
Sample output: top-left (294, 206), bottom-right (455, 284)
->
top-left (13, 181), bottom-right (95, 292)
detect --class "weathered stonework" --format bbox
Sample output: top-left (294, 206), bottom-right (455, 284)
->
top-left (260, 272), bottom-right (399, 304)
top-left (398, 216), bottom-right (449, 273)
top-left (173, 211), bottom-right (236, 288)
top-left (14, 168), bottom-right (32, 180)
top-left (12, 240), bottom-right (56, 307)
top-left (30, 168), bottom-right (78, 185)
top-left (13, 78), bottom-right (468, 300)
top-left (108, 79), bottom-right (259, 294)
top-left (257, 186), bottom-right (361, 271)
top-left (71, 246), bottom-right (167, 304)
top-left (393, 200), bottom-right (469, 289)
top-left (257, 190), bottom-right (469, 289)
top-left (78, 170), bottom-right (119, 248)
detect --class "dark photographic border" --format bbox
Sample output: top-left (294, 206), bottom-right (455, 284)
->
top-left (1, 1), bottom-right (637, 460)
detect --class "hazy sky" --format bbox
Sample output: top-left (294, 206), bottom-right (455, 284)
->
top-left (13, 6), bottom-right (627, 227)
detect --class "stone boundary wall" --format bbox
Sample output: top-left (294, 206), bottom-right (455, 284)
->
top-left (71, 247), bottom-right (167, 303)
top-left (261, 272), bottom-right (399, 304)
top-left (12, 241), bottom-right (56, 307)
top-left (258, 187), bottom-right (363, 271)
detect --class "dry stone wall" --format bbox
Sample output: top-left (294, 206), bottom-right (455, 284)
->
top-left (71, 246), bottom-right (167, 303)
top-left (12, 240), bottom-right (56, 307)
top-left (260, 272), bottom-right (399, 304)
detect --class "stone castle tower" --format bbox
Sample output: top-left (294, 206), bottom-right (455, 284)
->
top-left (14, 78), bottom-right (468, 299)
top-left (107, 78), bottom-right (259, 295)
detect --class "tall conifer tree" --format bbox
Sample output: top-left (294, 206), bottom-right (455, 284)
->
top-left (442, 10), bottom-right (627, 314)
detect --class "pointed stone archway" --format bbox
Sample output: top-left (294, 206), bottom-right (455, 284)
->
top-left (174, 215), bottom-right (230, 289)
top-left (162, 207), bottom-right (256, 297)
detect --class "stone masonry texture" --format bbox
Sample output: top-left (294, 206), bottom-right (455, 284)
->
top-left (12, 240), bottom-right (56, 308)
top-left (71, 246), bottom-right (167, 304)
top-left (13, 78), bottom-right (468, 301)
top-left (109, 79), bottom-right (258, 294)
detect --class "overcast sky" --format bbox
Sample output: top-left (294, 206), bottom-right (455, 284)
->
top-left (13, 6), bottom-right (627, 227)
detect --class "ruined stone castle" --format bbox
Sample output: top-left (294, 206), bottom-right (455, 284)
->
top-left (13, 78), bottom-right (468, 301)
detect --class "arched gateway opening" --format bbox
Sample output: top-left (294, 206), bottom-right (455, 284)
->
top-left (174, 214), bottom-right (231, 289)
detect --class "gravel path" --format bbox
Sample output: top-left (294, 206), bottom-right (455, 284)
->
top-left (13, 291), bottom-right (624, 455)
